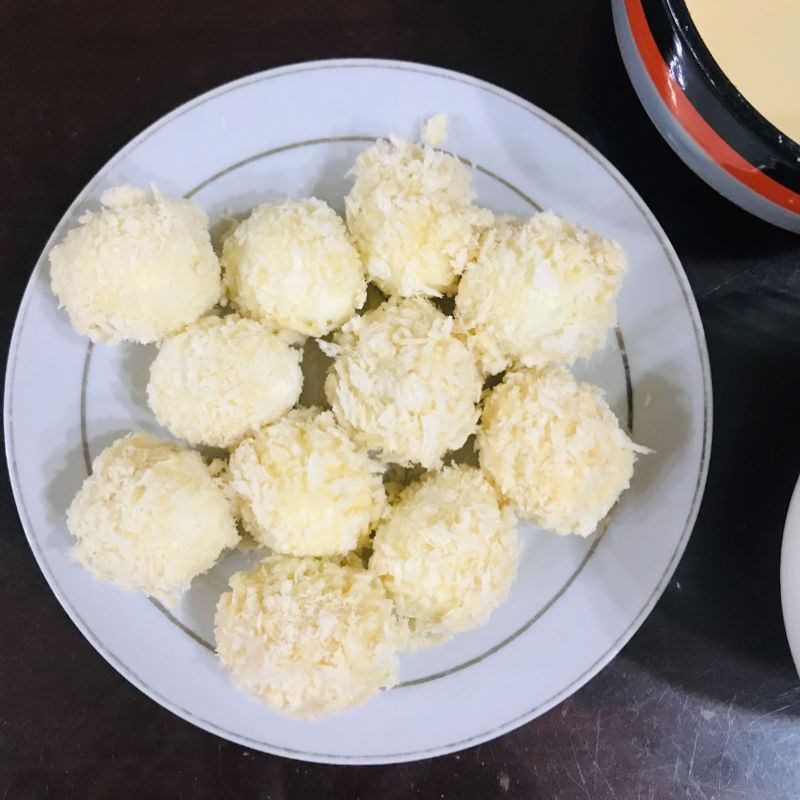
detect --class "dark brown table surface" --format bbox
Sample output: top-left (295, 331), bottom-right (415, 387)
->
top-left (3, 1), bottom-right (800, 798)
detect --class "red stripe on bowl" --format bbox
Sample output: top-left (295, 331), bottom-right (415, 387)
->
top-left (625, 0), bottom-right (800, 213)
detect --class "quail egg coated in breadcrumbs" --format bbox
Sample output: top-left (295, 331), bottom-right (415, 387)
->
top-left (228, 408), bottom-right (386, 557)
top-left (345, 136), bottom-right (493, 297)
top-left (478, 367), bottom-right (647, 536)
top-left (456, 211), bottom-right (626, 375)
top-left (146, 315), bottom-right (303, 448)
top-left (370, 465), bottom-right (520, 641)
top-left (67, 433), bottom-right (238, 605)
top-left (324, 296), bottom-right (482, 469)
top-left (214, 556), bottom-right (403, 718)
top-left (222, 198), bottom-right (367, 338)
top-left (49, 185), bottom-right (221, 344)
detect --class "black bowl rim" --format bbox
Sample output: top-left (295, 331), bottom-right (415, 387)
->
top-left (641, 0), bottom-right (800, 194)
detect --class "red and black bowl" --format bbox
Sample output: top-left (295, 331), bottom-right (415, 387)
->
top-left (613, 0), bottom-right (800, 232)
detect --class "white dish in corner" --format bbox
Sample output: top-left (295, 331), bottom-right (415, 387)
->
top-left (4, 58), bottom-right (712, 764)
top-left (781, 477), bottom-right (800, 675)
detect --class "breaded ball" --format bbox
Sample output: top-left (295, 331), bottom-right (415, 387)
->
top-left (67, 433), bottom-right (238, 604)
top-left (455, 211), bottom-right (627, 374)
top-left (50, 185), bottom-right (221, 344)
top-left (222, 198), bottom-right (366, 338)
top-left (324, 297), bottom-right (482, 468)
top-left (345, 136), bottom-right (493, 297)
top-left (146, 315), bottom-right (303, 448)
top-left (370, 465), bottom-right (520, 639)
top-left (228, 408), bottom-right (385, 556)
top-left (478, 367), bottom-right (646, 536)
top-left (214, 556), bottom-right (402, 718)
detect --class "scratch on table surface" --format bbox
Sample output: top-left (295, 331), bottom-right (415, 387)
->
top-left (720, 699), bottom-right (737, 756)
top-left (687, 724), bottom-right (701, 778)
top-left (622, 763), bottom-right (674, 779)
top-left (774, 686), bottom-right (800, 705)
top-left (685, 776), bottom-right (711, 800)
top-left (692, 667), bottom-right (715, 682)
top-left (630, 696), bottom-right (641, 717)
top-left (594, 711), bottom-right (601, 765)
top-left (636, 785), bottom-right (657, 800)
top-left (589, 711), bottom-right (619, 798)
top-left (498, 773), bottom-right (510, 793)
top-left (700, 264), bottom-right (762, 300)
top-left (596, 765), bottom-right (617, 799)
top-left (744, 703), bottom-right (792, 730)
top-left (658, 686), bottom-right (672, 702)
top-left (744, 748), bottom-right (760, 782)
top-left (569, 739), bottom-right (591, 799)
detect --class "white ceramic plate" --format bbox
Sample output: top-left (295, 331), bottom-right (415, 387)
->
top-left (781, 478), bottom-right (800, 675)
top-left (4, 59), bottom-right (711, 764)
